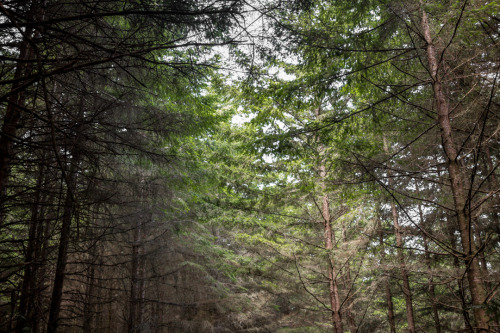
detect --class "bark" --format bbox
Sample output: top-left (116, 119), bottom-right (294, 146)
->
top-left (46, 148), bottom-right (81, 333)
top-left (95, 257), bottom-right (105, 332)
top-left (107, 284), bottom-right (114, 333)
top-left (390, 202), bottom-right (416, 333)
top-left (422, 233), bottom-right (442, 333)
top-left (315, 108), bottom-right (343, 333)
top-left (416, 184), bottom-right (441, 333)
top-left (129, 213), bottom-right (145, 333)
top-left (83, 265), bottom-right (96, 332)
top-left (16, 162), bottom-right (46, 333)
top-left (33, 202), bottom-right (53, 333)
top-left (378, 217), bottom-right (396, 333)
top-left (17, 154), bottom-right (54, 333)
top-left (322, 189), bottom-right (343, 333)
top-left (448, 224), bottom-right (474, 331)
top-left (341, 220), bottom-right (357, 333)
top-left (83, 246), bottom-right (98, 332)
top-left (384, 137), bottom-right (416, 333)
top-left (421, 7), bottom-right (490, 331)
top-left (436, 166), bottom-right (473, 331)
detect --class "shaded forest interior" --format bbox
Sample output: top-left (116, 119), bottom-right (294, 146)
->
top-left (0, 0), bottom-right (499, 332)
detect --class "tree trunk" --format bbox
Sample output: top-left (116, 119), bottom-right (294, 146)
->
top-left (16, 161), bottom-right (46, 333)
top-left (315, 107), bottom-right (343, 333)
top-left (34, 201), bottom-right (54, 333)
top-left (46, 149), bottom-right (81, 333)
top-left (378, 217), bottom-right (396, 333)
top-left (129, 215), bottom-right (145, 333)
top-left (341, 220), bottom-right (357, 333)
top-left (390, 202), bottom-right (416, 333)
top-left (420, 7), bottom-right (490, 331)
top-left (416, 184), bottom-right (441, 333)
top-left (383, 137), bottom-right (415, 333)
top-left (83, 245), bottom-right (98, 333)
top-left (422, 233), bottom-right (442, 333)
top-left (448, 224), bottom-right (474, 331)
top-left (321, 190), bottom-right (343, 333)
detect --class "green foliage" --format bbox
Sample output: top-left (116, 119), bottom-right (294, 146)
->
top-left (189, 0), bottom-right (500, 331)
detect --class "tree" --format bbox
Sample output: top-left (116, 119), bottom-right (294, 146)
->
top-left (225, 0), bottom-right (500, 331)
top-left (0, 1), bottom-right (245, 332)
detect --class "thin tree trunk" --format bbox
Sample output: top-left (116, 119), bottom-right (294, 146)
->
top-left (94, 255), bottom-right (105, 333)
top-left (315, 107), bottom-right (343, 333)
top-left (33, 201), bottom-right (53, 333)
top-left (378, 215), bottom-right (396, 333)
top-left (107, 283), bottom-right (113, 333)
top-left (83, 249), bottom-right (97, 332)
top-left (129, 214), bottom-right (144, 333)
top-left (436, 166), bottom-right (473, 331)
top-left (341, 220), bottom-right (357, 333)
top-left (391, 202), bottom-right (416, 333)
top-left (448, 224), bottom-right (474, 331)
top-left (420, 7), bottom-right (490, 331)
top-left (422, 228), bottom-right (442, 333)
top-left (416, 184), bottom-right (441, 333)
top-left (46, 149), bottom-right (81, 333)
top-left (321, 189), bottom-right (343, 333)
top-left (383, 137), bottom-right (415, 333)
top-left (16, 161), bottom-right (46, 333)
top-left (422, 233), bottom-right (442, 333)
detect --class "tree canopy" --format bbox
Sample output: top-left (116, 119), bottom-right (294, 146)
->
top-left (0, 0), bottom-right (499, 332)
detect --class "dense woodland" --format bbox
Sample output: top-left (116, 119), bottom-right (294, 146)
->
top-left (0, 0), bottom-right (499, 332)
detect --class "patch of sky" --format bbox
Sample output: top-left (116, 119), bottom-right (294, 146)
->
top-left (231, 111), bottom-right (256, 127)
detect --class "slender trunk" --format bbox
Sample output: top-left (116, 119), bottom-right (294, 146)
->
top-left (391, 202), bottom-right (416, 333)
top-left (33, 202), bottom-right (53, 333)
top-left (315, 108), bottom-right (343, 333)
top-left (46, 150), bottom-right (81, 333)
top-left (437, 166), bottom-right (473, 331)
top-left (16, 161), bottom-right (46, 333)
top-left (83, 265), bottom-right (96, 332)
top-left (95, 256), bottom-right (104, 333)
top-left (321, 188), bottom-right (343, 333)
top-left (129, 216), bottom-right (144, 333)
top-left (107, 283), bottom-right (113, 333)
top-left (341, 220), bottom-right (357, 333)
top-left (416, 184), bottom-right (441, 333)
top-left (421, 7), bottom-right (490, 331)
top-left (422, 233), bottom-right (442, 333)
top-left (377, 212), bottom-right (396, 333)
top-left (383, 137), bottom-right (415, 332)
top-left (8, 290), bottom-right (17, 332)
top-left (83, 248), bottom-right (97, 332)
top-left (154, 297), bottom-right (161, 333)
top-left (448, 224), bottom-right (474, 331)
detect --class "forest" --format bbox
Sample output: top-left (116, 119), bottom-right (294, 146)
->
top-left (0, 0), bottom-right (499, 332)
